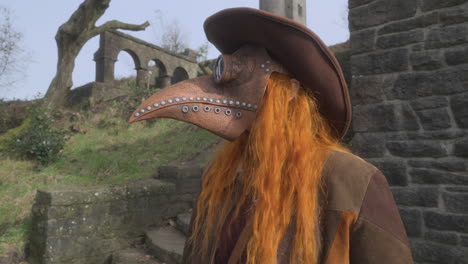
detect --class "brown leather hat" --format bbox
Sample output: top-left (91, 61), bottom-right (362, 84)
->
top-left (204, 7), bottom-right (351, 139)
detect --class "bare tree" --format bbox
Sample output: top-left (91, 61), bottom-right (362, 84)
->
top-left (0, 6), bottom-right (25, 89)
top-left (160, 20), bottom-right (188, 53)
top-left (43, 0), bottom-right (150, 110)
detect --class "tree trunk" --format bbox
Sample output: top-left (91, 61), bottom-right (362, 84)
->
top-left (43, 0), bottom-right (149, 110)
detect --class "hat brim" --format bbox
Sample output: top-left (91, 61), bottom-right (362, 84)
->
top-left (204, 7), bottom-right (351, 139)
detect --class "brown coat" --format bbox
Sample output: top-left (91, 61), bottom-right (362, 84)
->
top-left (182, 150), bottom-right (414, 264)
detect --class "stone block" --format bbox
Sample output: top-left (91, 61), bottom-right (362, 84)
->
top-left (350, 75), bottom-right (394, 105)
top-left (445, 45), bottom-right (468, 65)
top-left (426, 24), bottom-right (468, 49)
top-left (349, 0), bottom-right (418, 31)
top-left (424, 231), bottom-right (458, 245)
top-left (424, 211), bottom-right (468, 233)
top-left (353, 104), bottom-right (419, 132)
top-left (349, 133), bottom-right (386, 158)
top-left (398, 208), bottom-right (422, 237)
top-left (349, 28), bottom-right (376, 54)
top-left (158, 165), bottom-right (204, 180)
top-left (376, 30), bottom-right (425, 49)
top-left (443, 188), bottom-right (468, 214)
top-left (451, 93), bottom-right (468, 128)
top-left (411, 169), bottom-right (468, 184)
top-left (454, 137), bottom-right (468, 157)
top-left (371, 160), bottom-right (409, 186)
top-left (386, 141), bottom-right (448, 158)
top-left (408, 159), bottom-right (467, 172)
top-left (390, 187), bottom-right (439, 207)
top-left (440, 3), bottom-right (468, 25)
top-left (461, 235), bottom-right (468, 247)
top-left (351, 48), bottom-right (409, 75)
top-left (421, 0), bottom-right (468, 12)
top-left (353, 103), bottom-right (420, 132)
top-left (378, 12), bottom-right (439, 35)
top-left (411, 240), bottom-right (468, 263)
top-left (410, 50), bottom-right (443, 71)
top-left (391, 65), bottom-right (468, 99)
top-left (410, 96), bottom-right (449, 111)
top-left (416, 108), bottom-right (452, 130)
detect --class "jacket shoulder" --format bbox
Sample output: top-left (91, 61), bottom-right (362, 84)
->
top-left (321, 149), bottom-right (378, 214)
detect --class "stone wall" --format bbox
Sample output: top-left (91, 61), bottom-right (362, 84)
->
top-left (348, 0), bottom-right (468, 262)
top-left (28, 165), bottom-right (203, 264)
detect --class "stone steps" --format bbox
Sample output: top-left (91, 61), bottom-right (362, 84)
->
top-left (111, 247), bottom-right (162, 264)
top-left (176, 213), bottom-right (191, 236)
top-left (145, 224), bottom-right (187, 264)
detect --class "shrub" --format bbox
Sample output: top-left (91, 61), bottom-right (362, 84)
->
top-left (8, 104), bottom-right (68, 164)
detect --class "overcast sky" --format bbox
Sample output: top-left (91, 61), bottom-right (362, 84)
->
top-left (0, 0), bottom-right (349, 100)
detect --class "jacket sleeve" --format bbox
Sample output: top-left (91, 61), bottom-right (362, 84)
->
top-left (350, 170), bottom-right (414, 264)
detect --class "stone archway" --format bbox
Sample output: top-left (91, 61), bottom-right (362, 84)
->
top-left (171, 67), bottom-right (189, 84)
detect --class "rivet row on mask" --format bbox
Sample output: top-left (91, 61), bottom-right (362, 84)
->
top-left (134, 97), bottom-right (257, 117)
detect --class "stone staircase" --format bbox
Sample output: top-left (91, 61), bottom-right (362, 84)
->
top-left (111, 212), bottom-right (192, 264)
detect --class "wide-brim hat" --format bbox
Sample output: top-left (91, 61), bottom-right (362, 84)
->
top-left (204, 7), bottom-right (351, 139)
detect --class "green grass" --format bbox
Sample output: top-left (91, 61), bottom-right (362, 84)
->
top-left (0, 106), bottom-right (221, 257)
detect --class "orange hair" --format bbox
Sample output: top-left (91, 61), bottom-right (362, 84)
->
top-left (187, 73), bottom-right (349, 263)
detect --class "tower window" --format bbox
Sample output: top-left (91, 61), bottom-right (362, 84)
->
top-left (298, 4), bottom-right (303, 16)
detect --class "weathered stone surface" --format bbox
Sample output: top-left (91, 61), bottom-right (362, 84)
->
top-left (349, 0), bottom-right (418, 31)
top-left (424, 231), bottom-right (459, 245)
top-left (349, 133), bottom-right (386, 158)
top-left (378, 12), bottom-right (439, 35)
top-left (408, 159), bottom-right (467, 172)
top-left (424, 211), bottom-right (468, 233)
top-left (35, 178), bottom-right (175, 206)
top-left (353, 103), bottom-right (420, 132)
top-left (410, 50), bottom-right (443, 71)
top-left (351, 48), bottom-right (409, 75)
top-left (445, 45), bottom-right (468, 65)
top-left (421, 0), bottom-right (468, 12)
top-left (451, 93), bottom-right (468, 128)
top-left (416, 108), bottom-right (452, 130)
top-left (461, 235), bottom-right (468, 247)
top-left (426, 24), bottom-right (468, 49)
top-left (112, 248), bottom-right (161, 264)
top-left (411, 169), bottom-right (468, 184)
top-left (390, 65), bottom-right (468, 99)
top-left (443, 189), bottom-right (468, 213)
top-left (176, 213), bottom-right (191, 236)
top-left (454, 137), bottom-right (468, 157)
top-left (440, 3), bottom-right (468, 25)
top-left (350, 28), bottom-right (376, 55)
top-left (371, 160), bottom-right (409, 186)
top-left (376, 30), bottom-right (425, 49)
top-left (386, 141), bottom-right (448, 158)
top-left (349, 0), bottom-right (376, 9)
top-left (385, 130), bottom-right (465, 140)
top-left (410, 96), bottom-right (449, 111)
top-left (391, 187), bottom-right (439, 207)
top-left (350, 75), bottom-right (394, 105)
top-left (398, 208), bottom-right (422, 237)
top-left (411, 240), bottom-right (468, 263)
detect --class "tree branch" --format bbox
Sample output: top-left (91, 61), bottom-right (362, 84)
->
top-left (90, 20), bottom-right (150, 38)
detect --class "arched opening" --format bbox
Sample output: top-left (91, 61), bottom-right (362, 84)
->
top-left (171, 67), bottom-right (189, 84)
top-left (147, 59), bottom-right (168, 88)
top-left (114, 49), bottom-right (140, 87)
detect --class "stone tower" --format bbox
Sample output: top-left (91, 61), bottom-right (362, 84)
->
top-left (259, 0), bottom-right (307, 25)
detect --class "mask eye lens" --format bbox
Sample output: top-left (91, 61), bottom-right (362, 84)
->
top-left (214, 55), bottom-right (224, 82)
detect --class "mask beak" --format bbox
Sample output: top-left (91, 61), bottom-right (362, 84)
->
top-left (128, 75), bottom-right (259, 141)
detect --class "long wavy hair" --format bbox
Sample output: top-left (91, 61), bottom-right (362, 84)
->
top-left (187, 72), bottom-right (349, 264)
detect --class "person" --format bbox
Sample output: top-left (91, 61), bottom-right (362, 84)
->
top-left (129, 7), bottom-right (413, 264)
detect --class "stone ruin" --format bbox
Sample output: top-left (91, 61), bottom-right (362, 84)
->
top-left (68, 30), bottom-right (200, 106)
